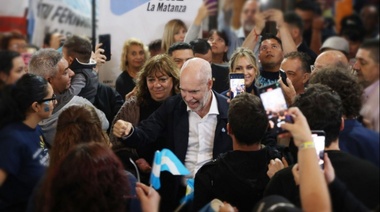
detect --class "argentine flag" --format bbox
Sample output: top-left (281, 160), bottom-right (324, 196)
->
top-left (150, 149), bottom-right (190, 189)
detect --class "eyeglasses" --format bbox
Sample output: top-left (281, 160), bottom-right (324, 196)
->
top-left (38, 94), bottom-right (57, 103)
top-left (310, 65), bottom-right (315, 72)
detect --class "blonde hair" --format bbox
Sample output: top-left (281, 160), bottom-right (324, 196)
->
top-left (229, 47), bottom-right (259, 79)
top-left (161, 19), bottom-right (187, 53)
top-left (120, 38), bottom-right (149, 71)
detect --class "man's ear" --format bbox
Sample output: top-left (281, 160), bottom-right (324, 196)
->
top-left (227, 123), bottom-right (233, 135)
top-left (207, 78), bottom-right (213, 89)
top-left (340, 117), bottom-right (345, 131)
top-left (302, 72), bottom-right (311, 84)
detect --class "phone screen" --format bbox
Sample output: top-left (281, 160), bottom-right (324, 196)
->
top-left (259, 82), bottom-right (291, 134)
top-left (229, 73), bottom-right (245, 99)
top-left (98, 34), bottom-right (111, 61)
top-left (312, 130), bottom-right (325, 169)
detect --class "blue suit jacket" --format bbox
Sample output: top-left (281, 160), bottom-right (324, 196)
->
top-left (122, 91), bottom-right (232, 211)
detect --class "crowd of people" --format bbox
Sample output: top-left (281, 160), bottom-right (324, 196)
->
top-left (0, 0), bottom-right (379, 211)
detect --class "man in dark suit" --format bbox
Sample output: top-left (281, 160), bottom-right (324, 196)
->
top-left (113, 57), bottom-right (232, 211)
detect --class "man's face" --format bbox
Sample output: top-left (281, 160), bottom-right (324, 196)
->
top-left (295, 9), bottom-right (314, 31)
top-left (281, 58), bottom-right (309, 94)
top-left (194, 49), bottom-right (212, 63)
top-left (49, 58), bottom-right (74, 94)
top-left (353, 48), bottom-right (379, 86)
top-left (259, 39), bottom-right (284, 69)
top-left (0, 56), bottom-right (26, 85)
top-left (241, 0), bottom-right (258, 32)
top-left (171, 49), bottom-right (194, 69)
top-left (49, 33), bottom-right (65, 50)
top-left (180, 67), bottom-right (212, 113)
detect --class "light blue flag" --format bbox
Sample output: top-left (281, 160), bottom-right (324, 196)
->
top-left (180, 178), bottom-right (195, 204)
top-left (150, 149), bottom-right (190, 189)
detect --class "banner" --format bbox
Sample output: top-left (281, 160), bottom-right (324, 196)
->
top-left (28, 0), bottom-right (94, 48)
top-left (0, 0), bottom-right (28, 34)
top-left (97, 0), bottom-right (202, 86)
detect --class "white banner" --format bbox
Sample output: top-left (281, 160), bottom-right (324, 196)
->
top-left (28, 0), bottom-right (94, 48)
top-left (97, 0), bottom-right (202, 86)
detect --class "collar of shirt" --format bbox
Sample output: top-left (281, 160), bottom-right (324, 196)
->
top-left (187, 91), bottom-right (219, 116)
top-left (236, 27), bottom-right (246, 39)
top-left (364, 80), bottom-right (379, 99)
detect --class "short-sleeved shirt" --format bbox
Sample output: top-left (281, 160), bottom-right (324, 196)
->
top-left (0, 122), bottom-right (49, 211)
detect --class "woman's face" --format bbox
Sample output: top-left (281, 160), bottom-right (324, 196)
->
top-left (127, 44), bottom-right (146, 69)
top-left (208, 32), bottom-right (228, 55)
top-left (173, 27), bottom-right (187, 43)
top-left (146, 70), bottom-right (174, 102)
top-left (233, 56), bottom-right (256, 87)
top-left (0, 56), bottom-right (26, 85)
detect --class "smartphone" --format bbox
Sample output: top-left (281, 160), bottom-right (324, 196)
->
top-left (229, 73), bottom-right (245, 99)
top-left (98, 34), bottom-right (111, 61)
top-left (261, 21), bottom-right (278, 36)
top-left (311, 130), bottom-right (326, 169)
top-left (259, 82), bottom-right (292, 134)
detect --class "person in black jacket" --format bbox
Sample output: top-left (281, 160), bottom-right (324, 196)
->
top-left (112, 58), bottom-right (233, 211)
top-left (193, 93), bottom-right (281, 211)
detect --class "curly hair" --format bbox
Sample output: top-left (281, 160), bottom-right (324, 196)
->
top-left (135, 54), bottom-right (180, 105)
top-left (293, 84), bottom-right (343, 147)
top-left (50, 105), bottom-right (110, 166)
top-left (40, 142), bottom-right (130, 212)
top-left (309, 66), bottom-right (362, 118)
top-left (120, 38), bottom-right (149, 71)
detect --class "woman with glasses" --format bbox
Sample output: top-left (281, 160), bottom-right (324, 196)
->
top-left (0, 73), bottom-right (55, 211)
top-left (110, 54), bottom-right (180, 184)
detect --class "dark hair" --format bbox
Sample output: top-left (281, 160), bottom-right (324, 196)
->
top-left (0, 73), bottom-right (49, 128)
top-left (309, 67), bottom-right (362, 118)
top-left (260, 33), bottom-right (283, 50)
top-left (189, 38), bottom-right (211, 55)
top-left (359, 38), bottom-right (379, 64)
top-left (293, 84), bottom-right (342, 147)
top-left (135, 54), bottom-right (180, 105)
top-left (208, 29), bottom-right (229, 61)
top-left (0, 50), bottom-right (21, 75)
top-left (43, 33), bottom-right (53, 46)
top-left (63, 35), bottom-right (92, 63)
top-left (284, 12), bottom-right (304, 32)
top-left (40, 142), bottom-right (130, 212)
top-left (51, 105), bottom-right (111, 166)
top-left (148, 39), bottom-right (162, 52)
top-left (0, 31), bottom-right (26, 50)
top-left (228, 93), bottom-right (268, 145)
top-left (284, 51), bottom-right (312, 73)
top-left (340, 26), bottom-right (365, 43)
top-left (168, 42), bottom-right (193, 56)
top-left (295, 0), bottom-right (320, 15)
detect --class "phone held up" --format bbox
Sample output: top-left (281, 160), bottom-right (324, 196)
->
top-left (311, 130), bottom-right (326, 169)
top-left (98, 34), bottom-right (111, 61)
top-left (259, 82), bottom-right (293, 134)
top-left (229, 73), bottom-right (245, 99)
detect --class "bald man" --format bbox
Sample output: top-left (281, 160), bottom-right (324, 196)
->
top-left (313, 50), bottom-right (349, 72)
top-left (113, 58), bottom-right (232, 211)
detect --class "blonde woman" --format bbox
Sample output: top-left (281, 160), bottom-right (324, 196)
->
top-left (228, 47), bottom-right (260, 95)
top-left (161, 19), bottom-right (187, 53)
top-left (116, 38), bottom-right (149, 99)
